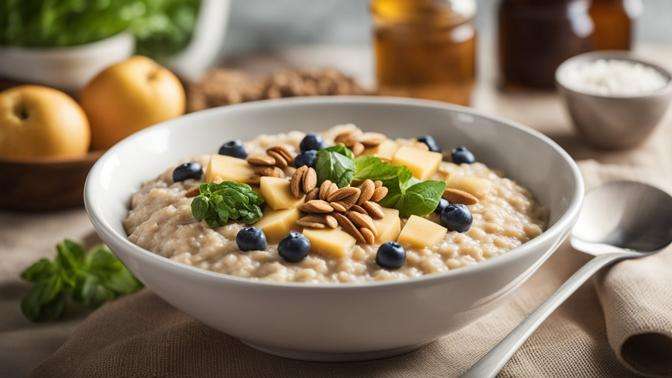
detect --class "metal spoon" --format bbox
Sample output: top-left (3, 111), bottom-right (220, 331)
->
top-left (464, 181), bottom-right (672, 378)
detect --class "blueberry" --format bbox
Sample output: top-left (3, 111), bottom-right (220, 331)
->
top-left (218, 140), bottom-right (247, 159)
top-left (294, 150), bottom-right (318, 168)
top-left (236, 227), bottom-right (267, 252)
top-left (376, 242), bottom-right (406, 269)
top-left (440, 204), bottom-right (473, 233)
top-left (451, 146), bottom-right (476, 164)
top-left (278, 232), bottom-right (311, 262)
top-left (172, 162), bottom-right (202, 182)
top-left (299, 133), bottom-right (324, 152)
top-left (435, 198), bottom-right (450, 215)
top-left (416, 135), bottom-right (441, 152)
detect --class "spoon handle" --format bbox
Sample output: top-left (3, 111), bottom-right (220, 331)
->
top-left (462, 251), bottom-right (638, 378)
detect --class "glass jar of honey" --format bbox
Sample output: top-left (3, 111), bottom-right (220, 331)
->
top-left (498, 0), bottom-right (594, 89)
top-left (590, 0), bottom-right (642, 50)
top-left (371, 0), bottom-right (477, 106)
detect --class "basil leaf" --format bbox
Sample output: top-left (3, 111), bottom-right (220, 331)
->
top-left (396, 180), bottom-right (446, 217)
top-left (316, 147), bottom-right (355, 188)
top-left (20, 275), bottom-right (66, 322)
top-left (191, 182), bottom-right (265, 227)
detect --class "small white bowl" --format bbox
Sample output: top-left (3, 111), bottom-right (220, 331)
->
top-left (0, 33), bottom-right (134, 91)
top-left (84, 97), bottom-right (583, 361)
top-left (556, 51), bottom-right (672, 150)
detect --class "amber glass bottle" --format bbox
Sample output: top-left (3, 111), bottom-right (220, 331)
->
top-left (498, 0), bottom-right (594, 89)
top-left (590, 0), bottom-right (641, 50)
top-left (372, 0), bottom-right (477, 106)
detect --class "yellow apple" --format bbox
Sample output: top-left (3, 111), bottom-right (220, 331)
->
top-left (0, 85), bottom-right (90, 160)
top-left (81, 55), bottom-right (186, 150)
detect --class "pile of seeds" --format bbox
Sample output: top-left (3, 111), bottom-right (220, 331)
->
top-left (246, 145), bottom-right (294, 179)
top-left (295, 179), bottom-right (389, 244)
top-left (334, 130), bottom-right (386, 156)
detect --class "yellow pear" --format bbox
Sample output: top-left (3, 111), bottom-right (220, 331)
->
top-left (0, 85), bottom-right (90, 160)
top-left (81, 56), bottom-right (186, 150)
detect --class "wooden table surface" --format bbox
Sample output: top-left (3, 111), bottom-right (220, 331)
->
top-left (1, 44), bottom-right (671, 377)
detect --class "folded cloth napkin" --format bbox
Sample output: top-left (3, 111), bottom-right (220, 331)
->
top-left (30, 161), bottom-right (672, 378)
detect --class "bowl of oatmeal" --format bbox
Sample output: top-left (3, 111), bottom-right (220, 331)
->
top-left (85, 97), bottom-right (583, 361)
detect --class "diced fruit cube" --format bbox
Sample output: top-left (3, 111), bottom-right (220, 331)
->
top-left (205, 155), bottom-right (255, 184)
top-left (361, 139), bottom-right (398, 161)
top-left (392, 146), bottom-right (442, 179)
top-left (303, 228), bottom-right (356, 258)
top-left (373, 208), bottom-right (401, 243)
top-left (254, 208), bottom-right (300, 242)
top-left (397, 215), bottom-right (447, 249)
top-left (445, 175), bottom-right (492, 199)
top-left (259, 176), bottom-right (304, 210)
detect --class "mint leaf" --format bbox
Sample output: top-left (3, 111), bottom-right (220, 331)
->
top-left (396, 180), bottom-right (446, 217)
top-left (316, 146), bottom-right (355, 188)
top-left (20, 240), bottom-right (143, 322)
top-left (191, 182), bottom-right (264, 227)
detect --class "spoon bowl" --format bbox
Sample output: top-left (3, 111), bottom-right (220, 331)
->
top-left (572, 181), bottom-right (672, 253)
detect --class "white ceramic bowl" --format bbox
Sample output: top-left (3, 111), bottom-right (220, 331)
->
top-left (84, 97), bottom-right (583, 361)
top-left (0, 33), bottom-right (134, 91)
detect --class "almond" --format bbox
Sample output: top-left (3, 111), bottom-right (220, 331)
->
top-left (290, 166), bottom-right (308, 198)
top-left (247, 154), bottom-right (276, 166)
top-left (346, 211), bottom-right (377, 236)
top-left (357, 179), bottom-right (375, 204)
top-left (319, 180), bottom-right (335, 200)
top-left (267, 145), bottom-right (294, 164)
top-left (350, 204), bottom-right (367, 214)
top-left (443, 188), bottom-right (479, 205)
top-left (371, 186), bottom-right (388, 202)
top-left (374, 180), bottom-right (383, 188)
top-left (330, 201), bottom-right (348, 213)
top-left (333, 212), bottom-right (366, 244)
top-left (324, 215), bottom-right (338, 229)
top-left (361, 201), bottom-right (384, 219)
top-left (267, 150), bottom-right (288, 169)
top-left (299, 200), bottom-right (333, 213)
top-left (305, 187), bottom-right (319, 201)
top-left (327, 186), bottom-right (360, 202)
top-left (360, 227), bottom-right (376, 244)
top-left (254, 166), bottom-right (284, 178)
top-left (297, 218), bottom-right (326, 229)
top-left (302, 167), bottom-right (317, 193)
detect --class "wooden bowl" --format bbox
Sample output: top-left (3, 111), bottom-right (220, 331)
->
top-left (0, 151), bottom-right (103, 211)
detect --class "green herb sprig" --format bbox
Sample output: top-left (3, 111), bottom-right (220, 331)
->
top-left (315, 145), bottom-right (355, 188)
top-left (20, 240), bottom-right (143, 322)
top-left (353, 156), bottom-right (446, 217)
top-left (191, 182), bottom-right (264, 227)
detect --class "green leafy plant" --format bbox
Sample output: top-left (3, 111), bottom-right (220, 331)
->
top-left (191, 181), bottom-right (265, 228)
top-left (0, 0), bottom-right (200, 58)
top-left (20, 240), bottom-right (143, 322)
top-left (354, 156), bottom-right (445, 217)
top-left (315, 145), bottom-right (355, 188)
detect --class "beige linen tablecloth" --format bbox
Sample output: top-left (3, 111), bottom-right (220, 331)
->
top-left (2, 45), bottom-right (672, 377)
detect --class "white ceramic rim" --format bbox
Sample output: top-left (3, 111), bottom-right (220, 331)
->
top-left (84, 96), bottom-right (584, 290)
top-left (555, 50), bottom-right (672, 100)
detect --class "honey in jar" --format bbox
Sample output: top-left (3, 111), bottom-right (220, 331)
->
top-left (590, 0), bottom-right (642, 50)
top-left (498, 0), bottom-right (594, 89)
top-left (371, 0), bottom-right (477, 106)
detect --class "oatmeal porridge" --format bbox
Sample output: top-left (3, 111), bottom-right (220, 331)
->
top-left (124, 124), bottom-right (546, 283)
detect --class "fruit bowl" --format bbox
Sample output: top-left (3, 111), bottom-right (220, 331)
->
top-left (85, 97), bottom-right (583, 361)
top-left (0, 152), bottom-right (102, 211)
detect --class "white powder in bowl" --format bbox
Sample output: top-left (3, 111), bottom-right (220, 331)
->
top-left (561, 59), bottom-right (669, 96)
